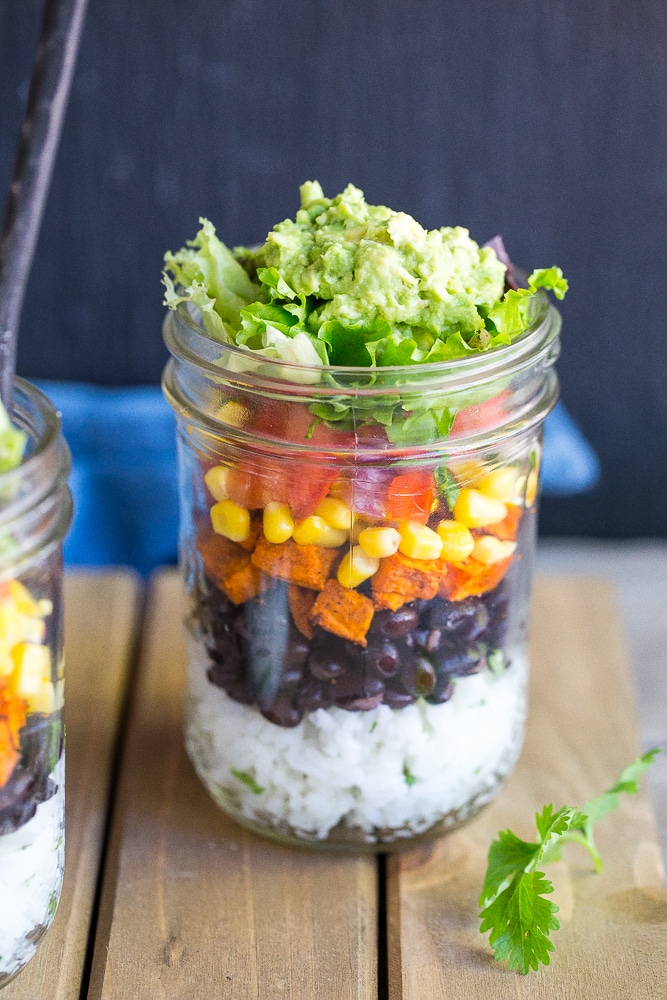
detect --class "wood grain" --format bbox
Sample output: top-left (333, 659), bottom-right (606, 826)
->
top-left (5, 570), bottom-right (141, 1000)
top-left (387, 576), bottom-right (667, 999)
top-left (87, 570), bottom-right (377, 1000)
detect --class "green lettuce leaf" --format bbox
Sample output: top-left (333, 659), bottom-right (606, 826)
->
top-left (0, 400), bottom-right (27, 475)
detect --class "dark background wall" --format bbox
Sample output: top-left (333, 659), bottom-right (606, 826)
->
top-left (1, 1), bottom-right (665, 537)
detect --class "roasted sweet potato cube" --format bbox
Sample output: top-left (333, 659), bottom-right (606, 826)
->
top-left (371, 551), bottom-right (441, 611)
top-left (288, 585), bottom-right (317, 639)
top-left (474, 503), bottom-right (522, 542)
top-left (251, 536), bottom-right (337, 590)
top-left (0, 684), bottom-right (26, 787)
top-left (238, 516), bottom-right (262, 551)
top-left (309, 579), bottom-right (375, 646)
top-left (438, 555), bottom-right (513, 601)
top-left (197, 531), bottom-right (261, 604)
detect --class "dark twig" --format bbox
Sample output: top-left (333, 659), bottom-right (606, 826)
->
top-left (0, 0), bottom-right (89, 409)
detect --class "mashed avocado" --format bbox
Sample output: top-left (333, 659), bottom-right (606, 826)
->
top-left (163, 182), bottom-right (566, 369)
top-left (261, 181), bottom-right (506, 343)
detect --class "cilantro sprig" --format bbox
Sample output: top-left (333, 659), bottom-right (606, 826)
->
top-left (479, 748), bottom-right (661, 975)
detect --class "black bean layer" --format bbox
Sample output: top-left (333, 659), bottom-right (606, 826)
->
top-left (0, 712), bottom-right (63, 836)
top-left (196, 575), bottom-right (511, 727)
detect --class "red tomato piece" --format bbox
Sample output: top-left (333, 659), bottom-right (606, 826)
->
top-left (386, 471), bottom-right (435, 524)
top-left (450, 390), bottom-right (511, 438)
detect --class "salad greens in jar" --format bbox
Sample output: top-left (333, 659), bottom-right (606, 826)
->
top-left (162, 183), bottom-right (565, 849)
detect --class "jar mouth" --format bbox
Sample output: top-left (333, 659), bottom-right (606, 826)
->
top-left (165, 291), bottom-right (561, 399)
top-left (0, 379), bottom-right (72, 560)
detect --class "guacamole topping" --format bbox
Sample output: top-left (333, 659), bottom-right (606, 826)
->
top-left (163, 181), bottom-right (567, 372)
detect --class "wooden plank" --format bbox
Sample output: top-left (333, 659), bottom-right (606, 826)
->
top-left (87, 569), bottom-right (377, 1000)
top-left (5, 570), bottom-right (141, 1000)
top-left (387, 576), bottom-right (667, 999)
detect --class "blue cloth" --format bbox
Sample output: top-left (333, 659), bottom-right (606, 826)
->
top-left (36, 382), bottom-right (599, 573)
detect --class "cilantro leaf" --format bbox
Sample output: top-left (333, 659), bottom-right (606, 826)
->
top-left (480, 871), bottom-right (559, 974)
top-left (478, 829), bottom-right (540, 908)
top-left (479, 749), bottom-right (660, 974)
top-left (231, 769), bottom-right (264, 795)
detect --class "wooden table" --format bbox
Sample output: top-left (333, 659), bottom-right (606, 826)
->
top-left (4, 571), bottom-right (666, 999)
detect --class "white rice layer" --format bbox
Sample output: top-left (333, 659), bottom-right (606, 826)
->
top-left (0, 757), bottom-right (65, 981)
top-left (186, 642), bottom-right (527, 844)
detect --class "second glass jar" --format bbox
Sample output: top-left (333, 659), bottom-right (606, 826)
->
top-left (163, 294), bottom-right (560, 850)
top-left (0, 379), bottom-right (72, 986)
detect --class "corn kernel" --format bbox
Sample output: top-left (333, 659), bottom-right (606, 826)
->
top-left (472, 536), bottom-right (517, 565)
top-left (449, 459), bottom-right (484, 487)
top-left (525, 468), bottom-right (540, 507)
top-left (210, 499), bottom-right (251, 542)
top-left (436, 520), bottom-right (475, 562)
top-left (10, 643), bottom-right (53, 712)
top-left (293, 516), bottom-right (348, 548)
top-left (204, 465), bottom-right (231, 501)
top-left (216, 400), bottom-right (246, 427)
top-left (477, 466), bottom-right (519, 503)
top-left (263, 501), bottom-right (295, 544)
top-left (314, 497), bottom-right (354, 531)
top-left (398, 521), bottom-right (443, 561)
top-left (357, 526), bottom-right (401, 559)
top-left (337, 546), bottom-right (380, 589)
top-left (453, 489), bottom-right (507, 528)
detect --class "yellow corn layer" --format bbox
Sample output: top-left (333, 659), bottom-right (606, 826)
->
top-left (398, 522), bottom-right (443, 561)
top-left (293, 516), bottom-right (349, 548)
top-left (337, 546), bottom-right (380, 589)
top-left (9, 642), bottom-right (54, 714)
top-left (204, 465), bottom-right (230, 501)
top-left (357, 526), bottom-right (401, 559)
top-left (436, 520), bottom-right (475, 562)
top-left (314, 497), bottom-right (354, 531)
top-left (472, 536), bottom-right (518, 565)
top-left (453, 488), bottom-right (507, 528)
top-left (477, 466), bottom-right (518, 503)
top-left (263, 502), bottom-right (295, 544)
top-left (210, 499), bottom-right (251, 543)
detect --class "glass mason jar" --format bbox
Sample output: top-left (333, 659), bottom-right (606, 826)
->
top-left (0, 380), bottom-right (72, 986)
top-left (163, 292), bottom-right (560, 851)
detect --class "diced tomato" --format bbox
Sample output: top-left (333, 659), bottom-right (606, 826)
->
top-left (223, 456), bottom-right (336, 520)
top-left (386, 471), bottom-right (435, 524)
top-left (450, 390), bottom-right (511, 438)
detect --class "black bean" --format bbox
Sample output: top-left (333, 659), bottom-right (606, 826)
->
top-left (285, 631), bottom-right (310, 670)
top-left (373, 606), bottom-right (420, 637)
top-left (365, 638), bottom-right (401, 678)
top-left (328, 671), bottom-right (366, 702)
top-left (207, 661), bottom-right (242, 688)
top-left (403, 656), bottom-right (437, 697)
top-left (427, 678), bottom-right (455, 704)
top-left (337, 693), bottom-right (384, 711)
top-left (261, 695), bottom-right (303, 728)
top-left (222, 677), bottom-right (256, 705)
top-left (208, 639), bottom-right (243, 670)
top-left (307, 631), bottom-right (357, 680)
top-left (382, 688), bottom-right (415, 710)
top-left (297, 681), bottom-right (332, 711)
top-left (308, 652), bottom-right (349, 681)
top-left (434, 645), bottom-right (483, 677)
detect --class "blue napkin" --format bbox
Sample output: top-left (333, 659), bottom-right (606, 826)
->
top-left (36, 382), bottom-right (599, 573)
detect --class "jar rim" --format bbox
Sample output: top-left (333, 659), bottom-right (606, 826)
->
top-left (165, 292), bottom-right (561, 398)
top-left (0, 379), bottom-right (72, 564)
top-left (0, 379), bottom-right (64, 496)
